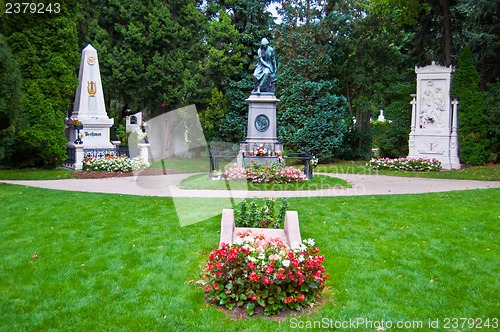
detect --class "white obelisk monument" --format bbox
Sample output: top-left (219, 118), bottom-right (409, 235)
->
top-left (68, 44), bottom-right (114, 149)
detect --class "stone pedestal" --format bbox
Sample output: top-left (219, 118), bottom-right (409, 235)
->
top-left (138, 143), bottom-right (150, 162)
top-left (68, 144), bottom-right (85, 170)
top-left (238, 94), bottom-right (282, 166)
top-left (219, 209), bottom-right (302, 249)
top-left (408, 62), bottom-right (460, 170)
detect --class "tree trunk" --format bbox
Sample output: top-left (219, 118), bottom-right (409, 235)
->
top-left (442, 0), bottom-right (452, 66)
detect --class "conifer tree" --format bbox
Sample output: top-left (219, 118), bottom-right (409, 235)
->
top-left (452, 46), bottom-right (490, 165)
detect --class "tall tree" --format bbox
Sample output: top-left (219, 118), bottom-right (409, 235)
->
top-left (0, 37), bottom-right (21, 164)
top-left (325, 0), bottom-right (412, 158)
top-left (275, 1), bottom-right (348, 161)
top-left (204, 0), bottom-right (275, 143)
top-left (81, 0), bottom-right (207, 117)
top-left (452, 46), bottom-right (490, 165)
top-left (2, 1), bottom-right (80, 168)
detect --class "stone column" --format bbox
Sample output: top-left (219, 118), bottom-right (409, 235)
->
top-left (138, 143), bottom-right (150, 162)
top-left (74, 144), bottom-right (85, 170)
top-left (449, 99), bottom-right (460, 168)
top-left (408, 94), bottom-right (417, 157)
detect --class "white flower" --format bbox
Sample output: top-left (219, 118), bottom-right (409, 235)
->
top-left (298, 255), bottom-right (305, 262)
top-left (305, 238), bottom-right (315, 247)
top-left (282, 260), bottom-right (290, 268)
top-left (258, 252), bottom-right (266, 260)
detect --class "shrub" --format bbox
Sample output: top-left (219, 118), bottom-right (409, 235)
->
top-left (235, 198), bottom-right (288, 229)
top-left (223, 162), bottom-right (307, 184)
top-left (203, 232), bottom-right (328, 315)
top-left (367, 157), bottom-right (441, 172)
top-left (83, 155), bottom-right (149, 172)
top-left (452, 46), bottom-right (490, 165)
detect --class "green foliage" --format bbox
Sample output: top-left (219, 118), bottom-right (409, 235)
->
top-left (279, 80), bottom-right (348, 161)
top-left (3, 9), bottom-right (80, 168)
top-left (325, 1), bottom-right (413, 160)
top-left (203, 0), bottom-right (275, 142)
top-left (235, 198), bottom-right (288, 229)
top-left (13, 83), bottom-right (68, 168)
top-left (452, 46), bottom-right (490, 165)
top-left (0, 37), bottom-right (21, 163)
top-left (485, 81), bottom-right (500, 163)
top-left (83, 0), bottom-right (207, 115)
top-left (372, 121), bottom-right (410, 158)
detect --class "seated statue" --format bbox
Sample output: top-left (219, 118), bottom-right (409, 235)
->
top-left (252, 38), bottom-right (277, 95)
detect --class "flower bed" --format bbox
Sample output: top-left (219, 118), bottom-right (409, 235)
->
top-left (367, 157), bottom-right (442, 172)
top-left (204, 232), bottom-right (328, 315)
top-left (83, 155), bottom-right (150, 173)
top-left (235, 198), bottom-right (288, 229)
top-left (223, 162), bottom-right (307, 184)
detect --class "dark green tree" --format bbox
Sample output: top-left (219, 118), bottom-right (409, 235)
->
top-left (452, 46), bottom-right (490, 165)
top-left (81, 0), bottom-right (207, 117)
top-left (0, 37), bottom-right (21, 164)
top-left (198, 10), bottom-right (243, 142)
top-left (3, 3), bottom-right (80, 168)
top-left (275, 4), bottom-right (348, 161)
top-left (325, 0), bottom-right (413, 159)
top-left (485, 80), bottom-right (500, 163)
top-left (205, 0), bottom-right (275, 143)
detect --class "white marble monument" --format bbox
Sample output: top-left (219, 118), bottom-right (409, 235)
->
top-left (408, 62), bottom-right (460, 169)
top-left (67, 44), bottom-right (114, 150)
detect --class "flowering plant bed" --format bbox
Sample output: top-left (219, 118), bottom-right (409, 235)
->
top-left (235, 198), bottom-right (288, 229)
top-left (83, 155), bottom-right (150, 173)
top-left (204, 231), bottom-right (328, 315)
top-left (367, 157), bottom-right (442, 172)
top-left (223, 162), bottom-right (307, 184)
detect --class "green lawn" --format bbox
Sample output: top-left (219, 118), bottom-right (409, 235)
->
top-left (317, 161), bottom-right (500, 181)
top-left (179, 173), bottom-right (350, 191)
top-left (1, 161), bottom-right (498, 182)
top-left (1, 184), bottom-right (498, 331)
top-left (0, 168), bottom-right (75, 180)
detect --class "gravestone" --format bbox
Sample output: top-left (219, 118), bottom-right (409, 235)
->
top-left (67, 44), bottom-right (114, 151)
top-left (408, 62), bottom-right (460, 169)
top-left (126, 111), bottom-right (142, 133)
top-left (238, 38), bottom-right (282, 166)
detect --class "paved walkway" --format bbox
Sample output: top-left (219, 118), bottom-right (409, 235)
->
top-left (1, 173), bottom-right (499, 198)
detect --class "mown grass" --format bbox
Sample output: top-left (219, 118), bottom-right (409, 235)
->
top-left (179, 174), bottom-right (350, 191)
top-left (0, 168), bottom-right (75, 180)
top-left (317, 161), bottom-right (500, 181)
top-left (1, 161), bottom-right (498, 182)
top-left (1, 184), bottom-right (498, 331)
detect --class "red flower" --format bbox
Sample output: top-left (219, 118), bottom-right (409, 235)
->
top-left (292, 259), bottom-right (299, 268)
top-left (213, 283), bottom-right (219, 291)
top-left (248, 262), bottom-right (256, 269)
top-left (299, 294), bottom-right (305, 302)
top-left (288, 252), bottom-right (295, 259)
top-left (249, 272), bottom-right (260, 282)
top-left (204, 285), bottom-right (211, 292)
top-left (262, 277), bottom-right (272, 285)
top-left (264, 263), bottom-right (274, 274)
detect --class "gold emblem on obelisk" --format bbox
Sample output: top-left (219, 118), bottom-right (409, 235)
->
top-left (87, 81), bottom-right (97, 97)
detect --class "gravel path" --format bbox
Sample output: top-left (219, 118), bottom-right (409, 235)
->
top-left (1, 173), bottom-right (499, 198)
